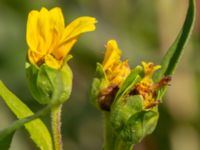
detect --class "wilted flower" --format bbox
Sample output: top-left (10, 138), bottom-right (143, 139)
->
top-left (97, 40), bottom-right (131, 110)
top-left (102, 40), bottom-right (131, 87)
top-left (91, 39), bottom-right (171, 145)
top-left (133, 62), bottom-right (162, 109)
top-left (92, 40), bottom-right (171, 111)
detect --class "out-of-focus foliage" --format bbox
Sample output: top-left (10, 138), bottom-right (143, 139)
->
top-left (0, 0), bottom-right (199, 150)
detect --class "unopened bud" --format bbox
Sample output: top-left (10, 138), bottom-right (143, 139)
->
top-left (26, 63), bottom-right (72, 105)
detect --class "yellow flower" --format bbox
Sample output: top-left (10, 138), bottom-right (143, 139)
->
top-left (141, 61), bottom-right (161, 77)
top-left (134, 62), bottom-right (161, 109)
top-left (102, 40), bottom-right (131, 87)
top-left (26, 7), bottom-right (97, 69)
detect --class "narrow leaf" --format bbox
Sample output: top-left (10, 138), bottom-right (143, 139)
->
top-left (114, 66), bottom-right (142, 104)
top-left (0, 81), bottom-right (53, 150)
top-left (155, 0), bottom-right (196, 80)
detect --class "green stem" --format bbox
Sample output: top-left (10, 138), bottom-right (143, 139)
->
top-left (115, 137), bottom-right (134, 150)
top-left (0, 104), bottom-right (52, 140)
top-left (103, 112), bottom-right (116, 150)
top-left (51, 105), bottom-right (63, 150)
top-left (103, 112), bottom-right (134, 150)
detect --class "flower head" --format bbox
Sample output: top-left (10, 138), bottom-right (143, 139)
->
top-left (27, 7), bottom-right (97, 69)
top-left (26, 7), bottom-right (96, 104)
top-left (102, 40), bottom-right (131, 87)
top-left (133, 62), bottom-right (163, 109)
top-left (92, 40), bottom-right (170, 111)
top-left (141, 61), bottom-right (161, 77)
top-left (96, 40), bottom-right (130, 110)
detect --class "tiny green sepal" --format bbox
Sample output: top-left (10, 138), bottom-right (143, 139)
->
top-left (26, 62), bottom-right (72, 105)
top-left (90, 63), bottom-right (108, 109)
top-left (96, 63), bottom-right (107, 79)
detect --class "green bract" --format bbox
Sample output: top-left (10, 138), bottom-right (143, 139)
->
top-left (26, 62), bottom-right (72, 105)
top-left (91, 62), bottom-right (159, 145)
top-left (90, 63), bottom-right (108, 109)
top-left (111, 96), bottom-right (159, 144)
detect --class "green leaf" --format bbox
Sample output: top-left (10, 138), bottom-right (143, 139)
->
top-left (0, 80), bottom-right (53, 150)
top-left (114, 66), bottom-right (143, 104)
top-left (0, 132), bottom-right (15, 150)
top-left (154, 0), bottom-right (196, 81)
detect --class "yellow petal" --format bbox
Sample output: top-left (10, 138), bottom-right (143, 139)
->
top-left (27, 7), bottom-right (52, 54)
top-left (26, 10), bottom-right (39, 52)
top-left (48, 7), bottom-right (65, 53)
top-left (142, 61), bottom-right (161, 77)
top-left (102, 40), bottom-right (121, 71)
top-left (49, 7), bottom-right (65, 33)
top-left (107, 59), bottom-right (130, 86)
top-left (52, 17), bottom-right (96, 59)
top-left (62, 16), bottom-right (97, 42)
top-left (28, 49), bottom-right (44, 66)
top-left (53, 37), bottom-right (78, 59)
top-left (37, 7), bottom-right (52, 54)
top-left (45, 54), bottom-right (63, 69)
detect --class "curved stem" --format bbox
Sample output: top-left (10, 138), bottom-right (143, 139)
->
top-left (51, 105), bottom-right (63, 150)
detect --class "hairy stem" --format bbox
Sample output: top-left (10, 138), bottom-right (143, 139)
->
top-left (51, 105), bottom-right (63, 150)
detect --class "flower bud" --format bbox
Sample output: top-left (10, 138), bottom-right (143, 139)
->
top-left (26, 63), bottom-right (72, 105)
top-left (111, 95), bottom-right (159, 144)
top-left (120, 108), bottom-right (159, 143)
top-left (25, 7), bottom-right (96, 105)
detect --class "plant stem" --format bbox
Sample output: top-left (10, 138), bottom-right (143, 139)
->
top-left (103, 112), bottom-right (116, 150)
top-left (103, 112), bottom-right (134, 150)
top-left (51, 105), bottom-right (63, 150)
top-left (115, 136), bottom-right (134, 150)
top-left (0, 104), bottom-right (52, 140)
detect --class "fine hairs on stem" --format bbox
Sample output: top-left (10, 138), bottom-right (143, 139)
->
top-left (51, 105), bottom-right (63, 150)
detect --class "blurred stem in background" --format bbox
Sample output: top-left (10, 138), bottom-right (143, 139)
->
top-left (193, 0), bottom-right (200, 142)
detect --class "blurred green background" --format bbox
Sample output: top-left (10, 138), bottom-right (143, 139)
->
top-left (0, 0), bottom-right (200, 150)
